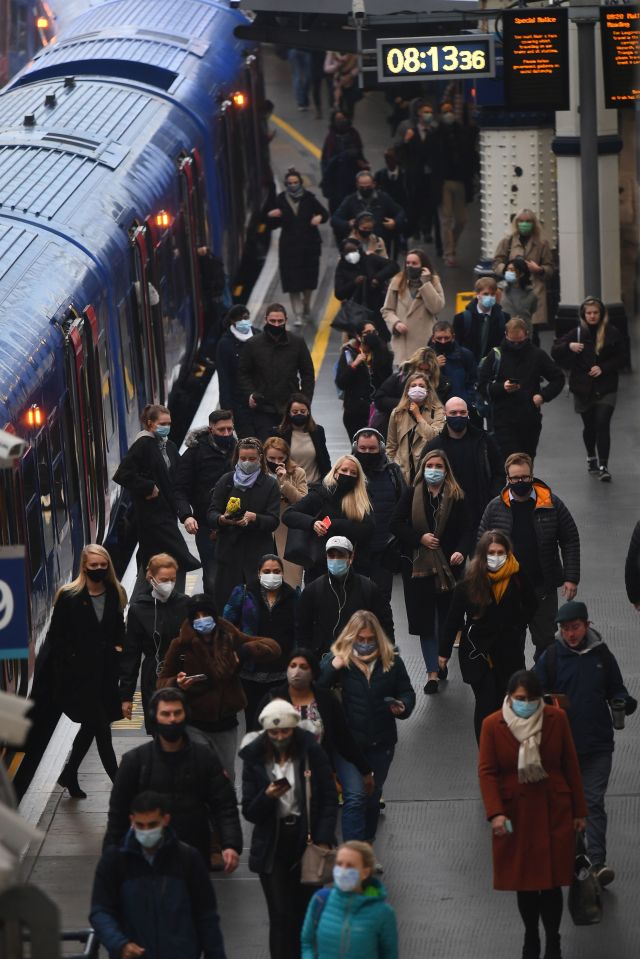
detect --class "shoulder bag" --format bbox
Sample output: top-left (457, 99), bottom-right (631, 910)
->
top-left (300, 758), bottom-right (336, 885)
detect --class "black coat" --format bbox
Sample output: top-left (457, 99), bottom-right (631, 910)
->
top-left (442, 572), bottom-right (538, 684)
top-left (625, 520), bottom-right (640, 605)
top-left (47, 585), bottom-right (124, 724)
top-left (269, 190), bottom-right (329, 292)
top-left (119, 586), bottom-right (191, 728)
top-left (223, 579), bottom-right (298, 675)
top-left (331, 189), bottom-right (406, 245)
top-left (478, 339), bottom-right (565, 427)
top-left (335, 340), bottom-right (393, 413)
top-left (238, 329), bottom-right (315, 416)
top-left (256, 682), bottom-right (370, 775)
top-left (363, 460), bottom-right (406, 552)
top-left (551, 322), bottom-right (624, 402)
top-left (240, 729), bottom-right (338, 874)
top-left (277, 425), bottom-right (331, 479)
top-left (317, 655), bottom-right (415, 748)
top-left (105, 736), bottom-right (243, 862)
top-left (453, 301), bottom-right (509, 364)
top-left (296, 570), bottom-right (395, 655)
top-left (334, 253), bottom-right (398, 309)
top-left (215, 329), bottom-right (256, 433)
top-left (113, 434), bottom-right (200, 572)
top-left (173, 428), bottom-right (235, 526)
top-left (207, 470), bottom-right (280, 610)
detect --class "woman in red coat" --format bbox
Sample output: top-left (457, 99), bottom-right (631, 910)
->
top-left (478, 670), bottom-right (587, 959)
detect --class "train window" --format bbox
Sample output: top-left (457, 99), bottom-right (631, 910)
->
top-left (117, 300), bottom-right (136, 413)
top-left (22, 450), bottom-right (37, 506)
top-left (61, 394), bottom-right (79, 513)
top-left (37, 436), bottom-right (55, 557)
top-left (26, 505), bottom-right (43, 579)
top-left (191, 151), bottom-right (210, 248)
top-left (98, 333), bottom-right (115, 444)
top-left (49, 419), bottom-right (68, 536)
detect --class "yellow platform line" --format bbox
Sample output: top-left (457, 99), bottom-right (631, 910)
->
top-left (272, 114), bottom-right (322, 160)
top-left (7, 752), bottom-right (24, 779)
top-left (112, 690), bottom-right (145, 730)
top-left (312, 295), bottom-right (340, 373)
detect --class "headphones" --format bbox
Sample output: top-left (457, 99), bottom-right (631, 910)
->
top-left (579, 296), bottom-right (605, 321)
top-left (148, 688), bottom-right (191, 727)
top-left (351, 427), bottom-right (386, 454)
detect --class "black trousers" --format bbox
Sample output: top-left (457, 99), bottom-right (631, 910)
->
top-left (516, 887), bottom-right (563, 950)
top-left (68, 715), bottom-right (118, 780)
top-left (580, 403), bottom-right (614, 465)
top-left (242, 677), bottom-right (283, 732)
top-left (259, 823), bottom-right (314, 959)
top-left (471, 659), bottom-right (525, 743)
top-left (342, 403), bottom-right (370, 442)
top-left (250, 410), bottom-right (283, 443)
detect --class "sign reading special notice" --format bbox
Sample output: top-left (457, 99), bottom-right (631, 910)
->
top-left (600, 6), bottom-right (640, 108)
top-left (502, 8), bottom-right (570, 111)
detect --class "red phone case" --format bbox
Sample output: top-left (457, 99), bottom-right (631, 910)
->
top-left (322, 516), bottom-right (332, 527)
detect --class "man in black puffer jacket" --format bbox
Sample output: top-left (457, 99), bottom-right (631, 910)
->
top-left (624, 520), bottom-right (640, 609)
top-left (478, 452), bottom-right (580, 659)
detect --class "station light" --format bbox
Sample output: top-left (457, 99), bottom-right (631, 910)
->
top-left (232, 91), bottom-right (248, 108)
top-left (36, 16), bottom-right (49, 29)
top-left (155, 210), bottom-right (171, 228)
top-left (26, 405), bottom-right (44, 429)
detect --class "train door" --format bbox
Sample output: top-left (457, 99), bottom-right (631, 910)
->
top-left (130, 225), bottom-right (162, 405)
top-left (178, 154), bottom-right (205, 343)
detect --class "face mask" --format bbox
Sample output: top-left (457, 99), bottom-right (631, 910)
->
top-left (238, 459), bottom-right (260, 475)
top-left (435, 340), bottom-right (454, 356)
top-left (333, 865), bottom-right (361, 893)
top-left (406, 265), bottom-right (422, 280)
top-left (358, 229), bottom-right (372, 239)
top-left (287, 666), bottom-right (312, 689)
top-left (408, 385), bottom-right (428, 403)
top-left (354, 450), bottom-right (382, 473)
top-left (327, 558), bottom-right (349, 577)
top-left (213, 433), bottom-right (235, 450)
top-left (480, 295), bottom-right (496, 310)
top-left (269, 733), bottom-right (293, 752)
top-left (504, 271), bottom-right (517, 284)
top-left (345, 251), bottom-right (360, 265)
top-left (518, 221), bottom-right (533, 236)
top-left (334, 119), bottom-right (349, 132)
top-left (506, 339), bottom-right (527, 351)
top-left (260, 572), bottom-right (283, 590)
top-left (286, 183), bottom-right (303, 196)
top-left (487, 554), bottom-right (507, 572)
top-left (511, 699), bottom-right (539, 720)
top-left (354, 641), bottom-right (377, 657)
top-left (266, 460), bottom-right (280, 473)
top-left (441, 112), bottom-right (455, 125)
top-left (86, 568), bottom-right (108, 583)
top-left (235, 319), bottom-right (252, 334)
top-left (155, 425), bottom-right (171, 438)
top-left (362, 332), bottom-right (379, 349)
top-left (266, 322), bottom-right (285, 338)
top-left (335, 473), bottom-right (357, 495)
top-left (135, 826), bottom-right (164, 849)
top-left (419, 113), bottom-right (433, 126)
top-left (151, 579), bottom-right (175, 602)
top-left (359, 187), bottom-right (374, 199)
top-left (424, 467), bottom-right (445, 485)
top-left (192, 616), bottom-right (216, 635)
top-left (157, 720), bottom-right (186, 742)
top-left (510, 480), bottom-right (533, 497)
top-left (291, 413), bottom-right (308, 427)
top-left (446, 415), bottom-right (468, 433)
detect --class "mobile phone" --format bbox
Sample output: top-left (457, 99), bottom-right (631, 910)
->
top-left (272, 777), bottom-right (290, 789)
top-left (187, 674), bottom-right (207, 682)
top-left (322, 516), bottom-right (332, 528)
top-left (383, 697), bottom-right (403, 707)
top-left (504, 819), bottom-right (513, 834)
top-left (509, 379), bottom-right (520, 386)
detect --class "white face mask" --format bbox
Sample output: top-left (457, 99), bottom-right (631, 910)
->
top-left (487, 554), bottom-right (507, 572)
top-left (345, 251), bottom-right (361, 265)
top-left (408, 385), bottom-right (428, 403)
top-left (151, 579), bottom-right (175, 602)
top-left (260, 573), bottom-right (283, 591)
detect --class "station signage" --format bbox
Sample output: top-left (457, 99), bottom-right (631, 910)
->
top-left (377, 35), bottom-right (495, 83)
top-left (0, 546), bottom-right (28, 661)
top-left (600, 6), bottom-right (640, 108)
top-left (502, 8), bottom-right (570, 111)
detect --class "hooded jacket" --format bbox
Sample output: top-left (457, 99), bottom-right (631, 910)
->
top-left (551, 322), bottom-right (624, 403)
top-left (173, 427), bottom-right (235, 526)
top-left (624, 520), bottom-right (640, 605)
top-left (301, 878), bottom-right (398, 959)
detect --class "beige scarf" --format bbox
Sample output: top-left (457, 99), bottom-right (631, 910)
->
top-left (501, 696), bottom-right (548, 784)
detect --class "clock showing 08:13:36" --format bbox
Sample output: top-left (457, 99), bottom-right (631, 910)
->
top-left (376, 35), bottom-right (496, 83)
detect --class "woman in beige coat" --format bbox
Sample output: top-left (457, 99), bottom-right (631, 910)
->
top-left (386, 372), bottom-right (446, 484)
top-left (263, 436), bottom-right (308, 587)
top-left (382, 249), bottom-right (445, 368)
top-left (493, 208), bottom-right (554, 334)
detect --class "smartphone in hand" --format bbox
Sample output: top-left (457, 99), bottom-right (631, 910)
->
top-left (272, 777), bottom-right (290, 790)
top-left (187, 674), bottom-right (208, 683)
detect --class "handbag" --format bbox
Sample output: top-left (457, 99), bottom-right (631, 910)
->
top-left (300, 759), bottom-right (336, 885)
top-left (331, 297), bottom-right (373, 334)
top-left (568, 832), bottom-right (603, 926)
top-left (283, 526), bottom-right (326, 569)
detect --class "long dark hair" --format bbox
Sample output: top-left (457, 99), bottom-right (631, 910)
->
top-left (464, 530), bottom-right (513, 610)
top-left (279, 392), bottom-right (317, 434)
top-left (507, 669), bottom-right (542, 699)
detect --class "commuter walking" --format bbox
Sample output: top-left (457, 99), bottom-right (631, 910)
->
top-left (105, 688), bottom-right (242, 869)
top-left (332, 170), bottom-right (405, 248)
top-left (206, 437), bottom-right (280, 610)
top-left (493, 207), bottom-right (554, 329)
top-left (478, 670), bottom-right (587, 959)
top-left (238, 303), bottom-right (315, 440)
top-left (551, 297), bottom-right (625, 481)
top-left (478, 318), bottom-right (564, 461)
top-left (278, 393), bottom-right (331, 485)
top-left (386, 372), bottom-right (446, 484)
top-left (216, 307), bottom-right (256, 438)
top-left (318, 611), bottom-right (415, 841)
top-left (120, 552), bottom-right (190, 732)
top-left (302, 841), bottom-right (399, 959)
top-left (335, 318), bottom-right (393, 440)
top-left (391, 449), bottom-right (471, 693)
top-left (157, 594), bottom-right (280, 781)
top-left (429, 320), bottom-right (477, 406)
top-left (262, 436), bottom-right (308, 586)
top-left (113, 404), bottom-right (200, 592)
top-left (372, 347), bottom-right (446, 437)
top-left (223, 554), bottom-right (298, 729)
top-left (441, 531), bottom-right (537, 741)
top-left (320, 111), bottom-right (367, 215)
top-left (395, 98), bottom-right (442, 250)
top-left (453, 275), bottom-right (509, 365)
top-left (535, 601), bottom-right (637, 888)
top-left (374, 147), bottom-right (410, 259)
top-left (624, 520), bottom-right (640, 610)
top-left (174, 409), bottom-right (236, 595)
top-left (436, 102), bottom-right (477, 266)
top-left (334, 238), bottom-right (397, 337)
top-left (266, 168), bottom-right (329, 326)
top-left (53, 545), bottom-right (125, 798)
top-left (348, 210), bottom-right (389, 258)
top-left (288, 49), bottom-right (312, 111)
top-left (381, 249), bottom-right (445, 368)
top-left (240, 700), bottom-right (338, 959)
top-left (499, 257), bottom-right (538, 337)
top-left (91, 791), bottom-right (227, 959)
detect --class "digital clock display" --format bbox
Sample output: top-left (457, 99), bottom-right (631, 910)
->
top-left (377, 35), bottom-right (495, 83)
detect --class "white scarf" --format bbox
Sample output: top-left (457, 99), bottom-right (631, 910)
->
top-left (501, 696), bottom-right (548, 784)
top-left (230, 325), bottom-right (253, 342)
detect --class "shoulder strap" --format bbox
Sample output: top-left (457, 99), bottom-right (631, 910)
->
top-left (492, 347), bottom-right (501, 380)
top-left (304, 755), bottom-right (312, 843)
top-left (312, 887), bottom-right (331, 931)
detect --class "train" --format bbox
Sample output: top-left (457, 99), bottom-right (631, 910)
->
top-left (0, 0), bottom-right (274, 695)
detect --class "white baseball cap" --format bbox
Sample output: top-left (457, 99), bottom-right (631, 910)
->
top-left (325, 535), bottom-right (354, 553)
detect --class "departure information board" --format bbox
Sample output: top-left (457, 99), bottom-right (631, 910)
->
top-left (502, 8), bottom-right (570, 111)
top-left (600, 6), bottom-right (640, 108)
top-left (376, 35), bottom-right (495, 83)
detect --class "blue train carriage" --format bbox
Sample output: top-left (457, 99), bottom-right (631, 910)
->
top-left (0, 0), bottom-right (273, 694)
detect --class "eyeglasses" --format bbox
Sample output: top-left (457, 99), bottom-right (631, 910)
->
top-left (507, 475), bottom-right (532, 484)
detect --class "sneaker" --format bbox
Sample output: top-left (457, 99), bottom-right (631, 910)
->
top-left (598, 466), bottom-right (612, 482)
top-left (587, 457), bottom-right (599, 474)
top-left (423, 679), bottom-right (439, 694)
top-left (593, 863), bottom-right (615, 887)
top-left (378, 797), bottom-right (386, 810)
top-left (437, 665), bottom-right (449, 681)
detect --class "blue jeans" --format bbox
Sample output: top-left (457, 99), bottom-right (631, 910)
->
top-left (420, 591), bottom-right (452, 672)
top-left (288, 49), bottom-right (311, 107)
top-left (334, 744), bottom-right (395, 842)
top-left (579, 751), bottom-right (613, 866)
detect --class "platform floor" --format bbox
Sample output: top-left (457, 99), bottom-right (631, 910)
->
top-left (20, 51), bottom-right (640, 958)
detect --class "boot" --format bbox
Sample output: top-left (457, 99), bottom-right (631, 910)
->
top-left (58, 765), bottom-right (87, 799)
top-left (543, 934), bottom-right (562, 959)
top-left (522, 931), bottom-right (541, 959)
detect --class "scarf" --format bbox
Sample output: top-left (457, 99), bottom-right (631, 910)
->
top-left (487, 554), bottom-right (520, 604)
top-left (501, 696), bottom-right (548, 784)
top-left (232, 465), bottom-right (261, 489)
top-left (285, 192), bottom-right (302, 214)
top-left (230, 325), bottom-right (253, 342)
top-left (410, 484), bottom-right (456, 592)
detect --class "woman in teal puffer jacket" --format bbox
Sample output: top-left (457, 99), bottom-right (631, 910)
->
top-left (301, 841), bottom-right (398, 959)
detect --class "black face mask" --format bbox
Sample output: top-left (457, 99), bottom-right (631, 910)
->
top-left (335, 474), bottom-right (358, 495)
top-left (266, 323), bottom-right (286, 338)
top-left (434, 340), bottom-right (454, 356)
top-left (354, 450), bottom-right (382, 473)
top-left (157, 720), bottom-right (186, 743)
top-left (362, 332), bottom-right (379, 349)
top-left (266, 460), bottom-right (280, 473)
top-left (359, 187), bottom-right (374, 199)
top-left (505, 339), bottom-right (527, 352)
top-left (510, 480), bottom-right (533, 497)
top-left (213, 433), bottom-right (235, 451)
top-left (291, 413), bottom-right (309, 427)
top-left (86, 568), bottom-right (108, 583)
top-left (446, 415), bottom-right (468, 434)
top-left (334, 119), bottom-right (349, 132)
top-left (358, 229), bottom-right (373, 239)
top-left (406, 265), bottom-right (422, 280)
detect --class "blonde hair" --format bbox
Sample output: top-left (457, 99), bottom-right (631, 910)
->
top-left (338, 840), bottom-right (376, 871)
top-left (581, 296), bottom-right (608, 355)
top-left (323, 455), bottom-right (371, 521)
top-left (55, 545), bottom-right (127, 609)
top-left (505, 317), bottom-right (528, 336)
top-left (402, 347), bottom-right (441, 390)
top-left (418, 448), bottom-right (465, 500)
top-left (396, 371), bottom-right (442, 414)
top-left (146, 553), bottom-right (178, 576)
top-left (331, 610), bottom-right (396, 672)
top-left (511, 207), bottom-right (544, 241)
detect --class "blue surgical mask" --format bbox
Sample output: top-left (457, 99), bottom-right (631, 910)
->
top-left (155, 425), bottom-right (170, 438)
top-left (480, 295), bottom-right (496, 310)
top-left (135, 826), bottom-right (164, 849)
top-left (354, 641), bottom-right (377, 657)
top-left (511, 699), bottom-right (539, 719)
top-left (333, 865), bottom-right (361, 892)
top-left (424, 467), bottom-right (445, 485)
top-left (193, 616), bottom-right (215, 635)
top-left (235, 319), bottom-right (252, 334)
top-left (504, 271), bottom-right (517, 284)
top-left (327, 558), bottom-right (349, 577)
top-left (238, 459), bottom-right (260, 475)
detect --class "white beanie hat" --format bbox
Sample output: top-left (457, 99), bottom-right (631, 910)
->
top-left (258, 699), bottom-right (300, 730)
